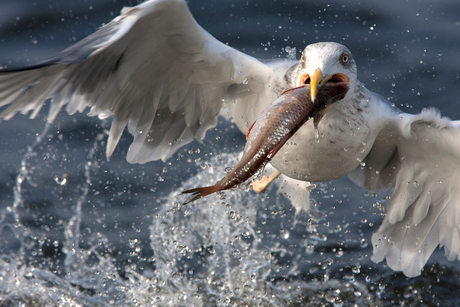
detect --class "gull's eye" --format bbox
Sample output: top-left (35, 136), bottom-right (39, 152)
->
top-left (340, 54), bottom-right (349, 64)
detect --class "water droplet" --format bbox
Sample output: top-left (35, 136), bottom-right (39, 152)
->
top-left (285, 46), bottom-right (297, 60)
top-left (282, 230), bottom-right (290, 239)
top-left (184, 209), bottom-right (193, 216)
top-left (360, 238), bottom-right (368, 248)
top-left (229, 211), bottom-right (238, 221)
top-left (206, 246), bottom-right (215, 255)
top-left (314, 128), bottom-right (320, 142)
top-left (54, 175), bottom-right (67, 186)
top-left (333, 299), bottom-right (343, 307)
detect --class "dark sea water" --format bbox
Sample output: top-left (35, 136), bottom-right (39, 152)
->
top-left (0, 0), bottom-right (460, 306)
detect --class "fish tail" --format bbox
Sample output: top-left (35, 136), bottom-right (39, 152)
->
top-left (181, 184), bottom-right (222, 204)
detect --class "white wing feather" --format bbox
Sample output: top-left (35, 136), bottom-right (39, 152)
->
top-left (350, 107), bottom-right (460, 277)
top-left (0, 0), bottom-right (272, 163)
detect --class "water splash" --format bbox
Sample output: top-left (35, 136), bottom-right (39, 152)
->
top-left (0, 118), bottom-right (449, 306)
top-left (285, 46), bottom-right (297, 61)
top-left (2, 123), bottom-right (52, 263)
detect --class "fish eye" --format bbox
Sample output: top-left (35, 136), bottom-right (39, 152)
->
top-left (340, 54), bottom-right (349, 64)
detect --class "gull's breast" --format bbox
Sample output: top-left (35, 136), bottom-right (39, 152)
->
top-left (269, 101), bottom-right (377, 182)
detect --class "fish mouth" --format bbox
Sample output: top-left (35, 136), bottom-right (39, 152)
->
top-left (300, 69), bottom-right (350, 103)
top-left (299, 72), bottom-right (350, 86)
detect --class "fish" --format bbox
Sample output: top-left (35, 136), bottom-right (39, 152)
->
top-left (181, 82), bottom-right (351, 204)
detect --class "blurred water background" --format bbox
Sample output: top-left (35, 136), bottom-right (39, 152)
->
top-left (0, 0), bottom-right (460, 306)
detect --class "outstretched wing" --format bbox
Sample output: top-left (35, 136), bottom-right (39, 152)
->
top-left (0, 0), bottom-right (271, 163)
top-left (350, 107), bottom-right (460, 277)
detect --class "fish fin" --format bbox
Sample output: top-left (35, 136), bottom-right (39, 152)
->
top-left (267, 139), bottom-right (287, 161)
top-left (313, 111), bottom-right (323, 130)
top-left (313, 103), bottom-right (334, 129)
top-left (246, 120), bottom-right (257, 140)
top-left (181, 185), bottom-right (221, 204)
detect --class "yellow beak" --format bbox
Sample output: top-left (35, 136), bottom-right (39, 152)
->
top-left (311, 67), bottom-right (334, 103)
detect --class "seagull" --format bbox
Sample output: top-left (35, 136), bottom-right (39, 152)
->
top-left (0, 0), bottom-right (459, 278)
